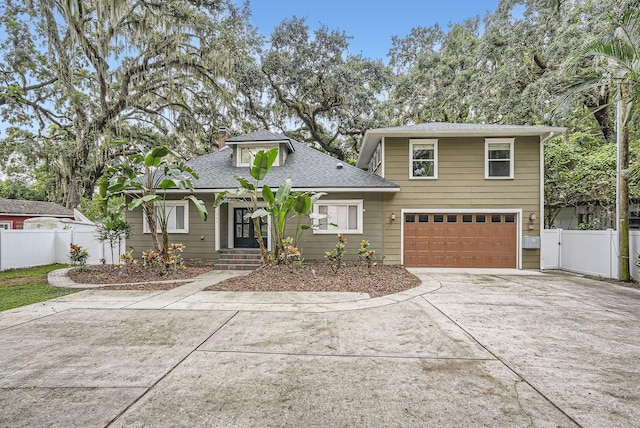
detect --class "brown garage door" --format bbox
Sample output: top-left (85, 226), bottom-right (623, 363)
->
top-left (403, 213), bottom-right (517, 268)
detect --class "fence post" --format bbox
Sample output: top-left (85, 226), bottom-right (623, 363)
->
top-left (0, 229), bottom-right (3, 271)
top-left (557, 228), bottom-right (563, 270)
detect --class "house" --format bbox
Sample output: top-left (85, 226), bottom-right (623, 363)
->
top-left (0, 198), bottom-right (74, 230)
top-left (126, 123), bottom-right (565, 269)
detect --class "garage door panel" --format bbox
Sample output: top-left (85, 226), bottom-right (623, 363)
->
top-left (404, 213), bottom-right (517, 268)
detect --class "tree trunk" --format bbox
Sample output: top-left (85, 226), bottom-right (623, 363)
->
top-left (618, 83), bottom-right (630, 281)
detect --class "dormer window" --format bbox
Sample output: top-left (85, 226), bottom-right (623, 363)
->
top-left (237, 146), bottom-right (280, 167)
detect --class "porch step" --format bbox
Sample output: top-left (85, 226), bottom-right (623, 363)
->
top-left (216, 249), bottom-right (263, 271)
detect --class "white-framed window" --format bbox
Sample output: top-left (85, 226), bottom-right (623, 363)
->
top-left (237, 145), bottom-right (279, 167)
top-left (410, 139), bottom-right (438, 179)
top-left (0, 221), bottom-right (12, 230)
top-left (143, 200), bottom-right (189, 234)
top-left (369, 143), bottom-right (382, 173)
top-left (313, 199), bottom-right (363, 234)
top-left (485, 138), bottom-right (514, 179)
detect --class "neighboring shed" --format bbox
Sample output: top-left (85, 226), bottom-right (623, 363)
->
top-left (0, 198), bottom-right (74, 230)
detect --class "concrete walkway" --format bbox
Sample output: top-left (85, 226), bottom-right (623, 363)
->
top-left (1, 268), bottom-right (639, 427)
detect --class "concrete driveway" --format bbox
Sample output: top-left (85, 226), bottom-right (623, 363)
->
top-left (1, 269), bottom-right (639, 427)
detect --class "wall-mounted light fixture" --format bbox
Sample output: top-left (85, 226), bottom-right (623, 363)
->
top-left (528, 212), bottom-right (536, 230)
top-left (390, 212), bottom-right (396, 221)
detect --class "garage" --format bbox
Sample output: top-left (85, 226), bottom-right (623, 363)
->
top-left (403, 213), bottom-right (517, 268)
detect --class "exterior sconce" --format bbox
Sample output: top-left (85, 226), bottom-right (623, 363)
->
top-left (390, 212), bottom-right (396, 221)
top-left (528, 212), bottom-right (536, 230)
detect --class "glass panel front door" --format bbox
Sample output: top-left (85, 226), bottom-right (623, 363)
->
top-left (233, 208), bottom-right (266, 248)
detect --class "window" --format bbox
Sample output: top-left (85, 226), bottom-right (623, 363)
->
top-left (462, 215), bottom-right (473, 223)
top-left (405, 214), bottom-right (415, 223)
top-left (410, 139), bottom-right (438, 179)
top-left (505, 214), bottom-right (516, 223)
top-left (313, 200), bottom-right (363, 234)
top-left (491, 214), bottom-right (502, 223)
top-left (143, 200), bottom-right (189, 234)
top-left (418, 215), bottom-right (429, 223)
top-left (485, 138), bottom-right (514, 179)
top-left (369, 143), bottom-right (382, 173)
top-left (0, 221), bottom-right (11, 230)
top-left (476, 215), bottom-right (486, 223)
top-left (434, 215), bottom-right (444, 223)
top-left (238, 146), bottom-right (279, 167)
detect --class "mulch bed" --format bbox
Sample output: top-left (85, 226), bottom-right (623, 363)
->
top-left (66, 262), bottom-right (422, 297)
top-left (67, 265), bottom-right (213, 284)
top-left (204, 263), bottom-right (421, 298)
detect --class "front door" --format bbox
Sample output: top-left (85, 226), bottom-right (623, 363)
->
top-left (233, 208), bottom-right (267, 248)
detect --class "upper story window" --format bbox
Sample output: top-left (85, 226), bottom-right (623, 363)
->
top-left (410, 139), bottom-right (438, 179)
top-left (369, 143), bottom-right (382, 173)
top-left (238, 146), bottom-right (279, 167)
top-left (313, 199), bottom-right (363, 234)
top-left (143, 200), bottom-right (189, 234)
top-left (0, 221), bottom-right (11, 230)
top-left (485, 138), bottom-right (514, 179)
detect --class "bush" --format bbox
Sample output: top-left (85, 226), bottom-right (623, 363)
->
top-left (325, 234), bottom-right (346, 274)
top-left (68, 243), bottom-right (89, 269)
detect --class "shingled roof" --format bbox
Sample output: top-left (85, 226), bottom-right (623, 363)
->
top-left (0, 198), bottom-right (73, 217)
top-left (187, 134), bottom-right (399, 191)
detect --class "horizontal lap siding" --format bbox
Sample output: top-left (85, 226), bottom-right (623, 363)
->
top-left (382, 136), bottom-right (541, 268)
top-left (293, 192), bottom-right (384, 263)
top-left (126, 194), bottom-right (218, 262)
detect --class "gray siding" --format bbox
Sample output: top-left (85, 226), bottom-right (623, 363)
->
top-left (126, 194), bottom-right (218, 262)
top-left (291, 192), bottom-right (385, 263)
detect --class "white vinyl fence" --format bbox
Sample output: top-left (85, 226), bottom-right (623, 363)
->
top-left (542, 229), bottom-right (640, 280)
top-left (0, 229), bottom-right (126, 271)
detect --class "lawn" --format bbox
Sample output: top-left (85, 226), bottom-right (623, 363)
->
top-left (0, 264), bottom-right (78, 312)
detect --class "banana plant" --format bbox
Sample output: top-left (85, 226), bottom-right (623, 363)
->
top-left (99, 144), bottom-right (208, 265)
top-left (214, 147), bottom-right (325, 264)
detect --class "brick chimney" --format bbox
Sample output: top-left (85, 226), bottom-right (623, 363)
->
top-left (218, 126), bottom-right (229, 150)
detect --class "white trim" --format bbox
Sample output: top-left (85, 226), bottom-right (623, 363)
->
top-left (236, 145), bottom-right (280, 167)
top-left (142, 200), bottom-right (189, 234)
top-left (313, 199), bottom-right (364, 235)
top-left (409, 139), bottom-right (438, 179)
top-left (485, 138), bottom-right (514, 179)
top-left (400, 208), bottom-right (523, 269)
top-left (214, 205), bottom-right (221, 251)
top-left (381, 137), bottom-right (386, 178)
top-left (226, 202), bottom-right (271, 250)
top-left (0, 221), bottom-right (12, 230)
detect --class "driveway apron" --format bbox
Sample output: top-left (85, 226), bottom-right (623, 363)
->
top-left (0, 269), bottom-right (638, 427)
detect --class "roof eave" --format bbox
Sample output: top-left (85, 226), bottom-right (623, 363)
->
top-left (356, 126), bottom-right (567, 168)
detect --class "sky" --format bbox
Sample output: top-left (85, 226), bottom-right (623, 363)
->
top-left (235, 0), bottom-right (501, 61)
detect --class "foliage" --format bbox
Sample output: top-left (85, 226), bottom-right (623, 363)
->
top-left (357, 240), bottom-right (378, 273)
top-left (325, 234), bottom-right (347, 274)
top-left (165, 243), bottom-right (186, 271)
top-left (119, 249), bottom-right (137, 271)
top-left (254, 18), bottom-right (391, 161)
top-left (214, 147), bottom-right (325, 264)
top-left (99, 144), bottom-right (207, 265)
top-left (0, 264), bottom-right (77, 312)
top-left (141, 249), bottom-right (161, 269)
top-left (0, 0), bottom-right (255, 208)
top-left (565, 6), bottom-right (640, 281)
top-left (96, 210), bottom-right (132, 265)
top-left (68, 244), bottom-right (88, 268)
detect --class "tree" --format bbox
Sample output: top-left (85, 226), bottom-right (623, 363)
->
top-left (567, 8), bottom-right (640, 280)
top-left (99, 145), bottom-right (207, 265)
top-left (0, 0), bottom-right (253, 208)
top-left (258, 18), bottom-right (391, 162)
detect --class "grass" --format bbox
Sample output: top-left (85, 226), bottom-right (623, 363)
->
top-left (0, 264), bottom-right (79, 312)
